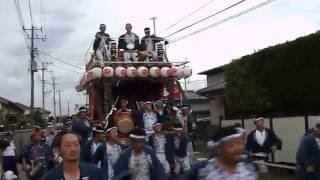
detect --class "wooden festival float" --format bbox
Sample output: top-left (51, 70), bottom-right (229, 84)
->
top-left (75, 40), bottom-right (192, 144)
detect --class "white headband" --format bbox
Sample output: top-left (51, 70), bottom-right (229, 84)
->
top-left (129, 134), bottom-right (146, 139)
top-left (93, 128), bottom-right (104, 133)
top-left (106, 127), bottom-right (117, 133)
top-left (152, 123), bottom-right (162, 128)
top-left (172, 127), bottom-right (183, 131)
top-left (213, 132), bottom-right (244, 147)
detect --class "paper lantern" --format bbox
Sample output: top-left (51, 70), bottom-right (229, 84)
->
top-left (182, 67), bottom-right (192, 78)
top-left (115, 66), bottom-right (126, 78)
top-left (86, 67), bottom-right (102, 81)
top-left (102, 67), bottom-right (114, 77)
top-left (171, 66), bottom-right (182, 77)
top-left (160, 67), bottom-right (171, 77)
top-left (149, 67), bottom-right (160, 77)
top-left (127, 66), bottom-right (137, 77)
top-left (137, 66), bottom-right (148, 77)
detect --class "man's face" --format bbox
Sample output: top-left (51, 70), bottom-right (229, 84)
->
top-left (139, 102), bottom-right (145, 110)
top-left (131, 138), bottom-right (145, 153)
top-left (145, 30), bottom-right (150, 36)
top-left (154, 124), bottom-right (162, 134)
top-left (59, 134), bottom-right (80, 162)
top-left (79, 111), bottom-right (86, 118)
top-left (175, 129), bottom-right (183, 137)
top-left (145, 103), bottom-right (152, 111)
top-left (126, 24), bottom-right (132, 32)
top-left (219, 137), bottom-right (245, 164)
top-left (182, 108), bottom-right (189, 115)
top-left (100, 26), bottom-right (106, 32)
top-left (255, 120), bottom-right (264, 129)
top-left (107, 129), bottom-right (118, 140)
top-left (121, 101), bottom-right (128, 109)
top-left (95, 132), bottom-right (104, 142)
top-left (32, 135), bottom-right (41, 143)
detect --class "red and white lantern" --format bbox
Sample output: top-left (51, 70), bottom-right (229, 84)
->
top-left (160, 67), bottom-right (171, 77)
top-left (115, 66), bottom-right (126, 78)
top-left (86, 67), bottom-right (102, 81)
top-left (171, 66), bottom-right (182, 77)
top-left (182, 67), bottom-right (192, 78)
top-left (127, 67), bottom-right (137, 77)
top-left (149, 67), bottom-right (160, 77)
top-left (137, 66), bottom-right (148, 77)
top-left (102, 67), bottom-right (114, 77)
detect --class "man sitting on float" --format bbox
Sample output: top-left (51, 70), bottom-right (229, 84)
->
top-left (118, 23), bottom-right (139, 62)
top-left (93, 24), bottom-right (111, 62)
top-left (140, 27), bottom-right (167, 62)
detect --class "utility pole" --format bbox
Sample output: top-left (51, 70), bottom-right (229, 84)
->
top-left (52, 76), bottom-right (56, 119)
top-left (58, 91), bottom-right (62, 120)
top-left (24, 26), bottom-right (44, 124)
top-left (150, 17), bottom-right (157, 35)
top-left (67, 101), bottom-right (70, 116)
top-left (41, 62), bottom-right (47, 109)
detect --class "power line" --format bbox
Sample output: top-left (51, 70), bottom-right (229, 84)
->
top-left (39, 50), bottom-right (85, 70)
top-left (28, 0), bottom-right (33, 26)
top-left (13, 0), bottom-right (29, 49)
top-left (166, 0), bottom-right (217, 30)
top-left (171, 0), bottom-right (276, 43)
top-left (51, 64), bottom-right (83, 74)
top-left (165, 0), bottom-right (247, 39)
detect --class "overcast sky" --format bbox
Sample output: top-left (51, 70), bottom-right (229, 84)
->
top-left (0, 0), bottom-right (319, 115)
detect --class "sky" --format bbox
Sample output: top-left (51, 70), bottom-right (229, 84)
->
top-left (0, 0), bottom-right (319, 116)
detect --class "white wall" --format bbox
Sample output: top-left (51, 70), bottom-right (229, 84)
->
top-left (272, 116), bottom-right (305, 163)
top-left (308, 115), bottom-right (320, 129)
top-left (221, 119), bottom-right (241, 127)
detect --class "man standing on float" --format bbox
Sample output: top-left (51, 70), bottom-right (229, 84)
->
top-left (118, 23), bottom-right (139, 62)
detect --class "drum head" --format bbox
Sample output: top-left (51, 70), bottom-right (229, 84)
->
top-left (126, 43), bottom-right (134, 50)
top-left (117, 118), bottom-right (134, 133)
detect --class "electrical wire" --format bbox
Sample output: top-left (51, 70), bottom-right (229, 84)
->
top-left (51, 64), bottom-right (83, 74)
top-left (39, 50), bottom-right (85, 70)
top-left (165, 0), bottom-right (247, 38)
top-left (13, 0), bottom-right (29, 49)
top-left (166, 0), bottom-right (217, 30)
top-left (171, 0), bottom-right (276, 43)
top-left (28, 0), bottom-right (33, 26)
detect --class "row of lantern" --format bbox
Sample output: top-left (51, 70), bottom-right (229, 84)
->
top-left (75, 66), bottom-right (192, 91)
top-left (85, 66), bottom-right (192, 81)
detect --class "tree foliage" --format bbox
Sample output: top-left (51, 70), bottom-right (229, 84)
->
top-left (225, 31), bottom-right (320, 118)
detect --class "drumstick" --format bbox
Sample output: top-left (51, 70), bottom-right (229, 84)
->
top-left (136, 101), bottom-right (140, 111)
top-left (152, 101), bottom-right (157, 111)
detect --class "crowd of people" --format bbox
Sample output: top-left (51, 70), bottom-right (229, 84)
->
top-left (0, 104), bottom-right (319, 179)
top-left (93, 23), bottom-right (167, 62)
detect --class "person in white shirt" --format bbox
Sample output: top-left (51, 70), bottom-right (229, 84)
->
top-left (246, 117), bottom-right (282, 180)
top-left (143, 101), bottom-right (158, 139)
top-left (81, 126), bottom-right (104, 163)
top-left (118, 23), bottom-right (139, 62)
top-left (94, 126), bottom-right (122, 179)
top-left (2, 132), bottom-right (17, 175)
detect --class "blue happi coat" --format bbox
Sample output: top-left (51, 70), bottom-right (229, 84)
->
top-left (147, 134), bottom-right (174, 168)
top-left (296, 133), bottom-right (320, 180)
top-left (112, 145), bottom-right (167, 180)
top-left (81, 139), bottom-right (98, 163)
top-left (168, 135), bottom-right (188, 158)
top-left (41, 162), bottom-right (105, 180)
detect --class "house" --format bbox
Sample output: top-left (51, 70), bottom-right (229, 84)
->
top-left (197, 65), bottom-right (226, 125)
top-left (15, 103), bottom-right (51, 120)
top-left (0, 97), bottom-right (24, 122)
top-left (183, 90), bottom-right (210, 122)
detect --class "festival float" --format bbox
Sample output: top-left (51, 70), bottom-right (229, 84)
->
top-left (75, 38), bottom-right (192, 144)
